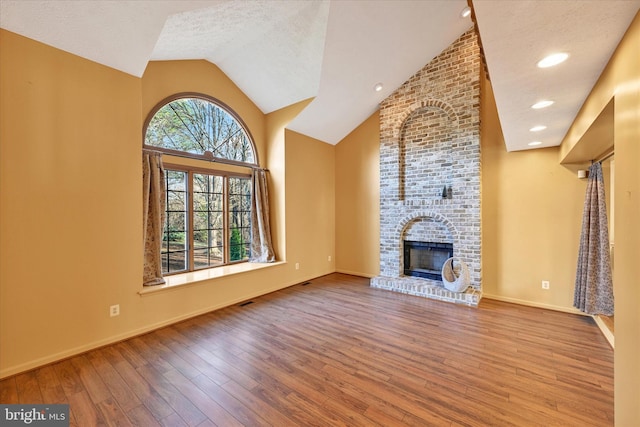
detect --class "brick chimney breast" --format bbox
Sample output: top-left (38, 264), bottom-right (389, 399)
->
top-left (371, 28), bottom-right (481, 307)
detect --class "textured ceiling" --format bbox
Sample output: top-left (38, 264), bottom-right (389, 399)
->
top-left (1, 0), bottom-right (638, 149)
top-left (150, 0), bottom-right (331, 114)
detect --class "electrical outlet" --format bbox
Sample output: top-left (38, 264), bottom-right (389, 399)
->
top-left (328, 255), bottom-right (332, 262)
top-left (295, 262), bottom-right (300, 270)
top-left (110, 304), bottom-right (120, 317)
top-left (542, 280), bottom-right (550, 290)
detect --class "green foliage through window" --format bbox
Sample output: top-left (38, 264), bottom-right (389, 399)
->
top-left (230, 228), bottom-right (247, 261)
top-left (228, 177), bottom-right (251, 262)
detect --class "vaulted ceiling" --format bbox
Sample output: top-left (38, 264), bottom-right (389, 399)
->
top-left (1, 0), bottom-right (638, 150)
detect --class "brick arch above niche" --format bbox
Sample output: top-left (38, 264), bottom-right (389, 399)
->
top-left (391, 99), bottom-right (459, 141)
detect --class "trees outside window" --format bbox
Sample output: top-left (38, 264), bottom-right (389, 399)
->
top-left (145, 95), bottom-right (255, 164)
top-left (228, 177), bottom-right (251, 262)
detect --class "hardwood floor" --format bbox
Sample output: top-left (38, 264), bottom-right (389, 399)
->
top-left (0, 273), bottom-right (613, 426)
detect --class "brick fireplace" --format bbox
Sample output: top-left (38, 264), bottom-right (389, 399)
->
top-left (370, 29), bottom-right (482, 307)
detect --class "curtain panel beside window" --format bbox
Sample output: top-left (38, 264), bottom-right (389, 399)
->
top-left (574, 162), bottom-right (614, 315)
top-left (143, 151), bottom-right (166, 286)
top-left (249, 169), bottom-right (276, 263)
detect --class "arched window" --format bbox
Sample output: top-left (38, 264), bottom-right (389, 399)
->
top-left (144, 94), bottom-right (256, 165)
top-left (143, 94), bottom-right (257, 275)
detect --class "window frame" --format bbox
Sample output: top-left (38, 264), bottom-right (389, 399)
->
top-left (142, 92), bottom-right (259, 168)
top-left (143, 92), bottom-right (259, 276)
top-left (162, 163), bottom-right (252, 276)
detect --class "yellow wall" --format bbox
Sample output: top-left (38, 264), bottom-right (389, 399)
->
top-left (559, 12), bottom-right (640, 426)
top-left (481, 76), bottom-right (587, 312)
top-left (335, 112), bottom-right (380, 277)
top-left (1, 29), bottom-right (142, 376)
top-left (265, 98), bottom-right (315, 260)
top-left (284, 130), bottom-right (336, 279)
top-left (0, 30), bottom-right (335, 377)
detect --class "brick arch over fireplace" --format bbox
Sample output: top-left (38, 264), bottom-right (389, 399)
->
top-left (397, 211), bottom-right (458, 243)
top-left (396, 211), bottom-right (459, 276)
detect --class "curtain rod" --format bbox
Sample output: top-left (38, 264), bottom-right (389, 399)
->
top-left (593, 150), bottom-right (614, 164)
top-left (143, 148), bottom-right (268, 171)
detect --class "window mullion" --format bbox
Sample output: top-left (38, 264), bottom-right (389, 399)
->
top-left (188, 171), bottom-right (194, 271)
top-left (223, 176), bottom-right (230, 264)
top-left (207, 175), bottom-right (212, 268)
top-left (164, 173), bottom-right (170, 273)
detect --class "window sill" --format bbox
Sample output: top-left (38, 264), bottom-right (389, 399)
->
top-left (138, 261), bottom-right (285, 296)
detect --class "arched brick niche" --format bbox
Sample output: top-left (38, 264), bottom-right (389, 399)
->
top-left (398, 101), bottom-right (458, 201)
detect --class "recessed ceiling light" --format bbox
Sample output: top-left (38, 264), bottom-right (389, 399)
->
top-left (531, 100), bottom-right (554, 109)
top-left (529, 125), bottom-right (547, 132)
top-left (537, 53), bottom-right (569, 68)
top-left (374, 83), bottom-right (383, 92)
top-left (528, 141), bottom-right (542, 146)
top-left (460, 6), bottom-right (471, 18)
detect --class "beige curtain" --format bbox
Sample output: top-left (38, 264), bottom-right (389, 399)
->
top-left (249, 169), bottom-right (276, 262)
top-left (143, 151), bottom-right (166, 286)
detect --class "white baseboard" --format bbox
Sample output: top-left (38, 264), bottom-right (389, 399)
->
top-left (482, 293), bottom-right (588, 315)
top-left (593, 315), bottom-right (615, 349)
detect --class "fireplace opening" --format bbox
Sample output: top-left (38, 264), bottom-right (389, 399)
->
top-left (403, 241), bottom-right (453, 280)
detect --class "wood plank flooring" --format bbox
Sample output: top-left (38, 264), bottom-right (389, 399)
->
top-left (0, 273), bottom-right (614, 426)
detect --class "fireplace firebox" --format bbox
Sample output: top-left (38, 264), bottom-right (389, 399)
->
top-left (403, 241), bottom-right (453, 280)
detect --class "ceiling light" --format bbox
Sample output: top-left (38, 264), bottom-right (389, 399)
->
top-left (460, 6), bottom-right (471, 18)
top-left (537, 52), bottom-right (569, 68)
top-left (528, 141), bottom-right (542, 147)
top-left (531, 100), bottom-right (554, 109)
top-left (374, 83), bottom-right (383, 92)
top-left (529, 125), bottom-right (547, 132)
